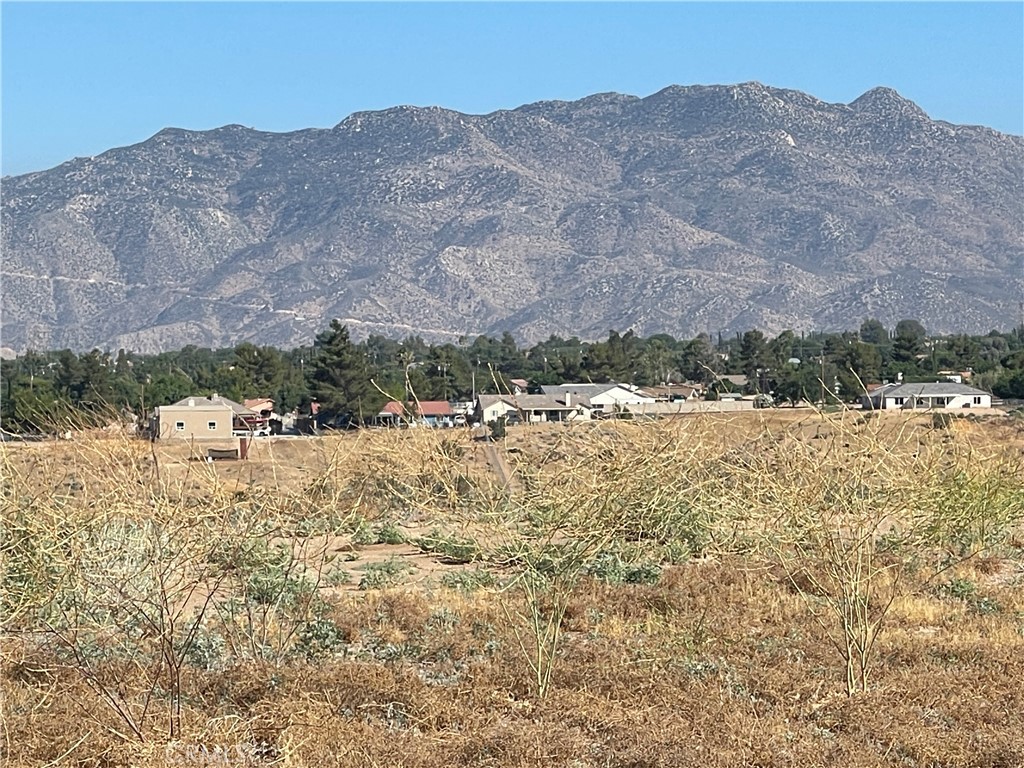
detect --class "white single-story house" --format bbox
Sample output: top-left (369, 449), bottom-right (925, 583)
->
top-left (540, 383), bottom-right (655, 414)
top-left (870, 382), bottom-right (992, 410)
top-left (476, 393), bottom-right (592, 425)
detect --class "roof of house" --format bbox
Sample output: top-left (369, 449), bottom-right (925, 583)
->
top-left (883, 382), bottom-right (989, 398)
top-left (417, 400), bottom-right (453, 417)
top-left (244, 398), bottom-right (275, 411)
top-left (641, 384), bottom-right (702, 399)
top-left (541, 383), bottom-right (613, 397)
top-left (625, 401), bottom-right (693, 414)
top-left (541, 382), bottom-right (654, 400)
top-left (166, 395), bottom-right (256, 415)
top-left (478, 393), bottom-right (587, 411)
top-left (379, 401), bottom-right (406, 417)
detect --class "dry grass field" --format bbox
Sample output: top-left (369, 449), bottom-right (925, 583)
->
top-left (2, 409), bottom-right (1024, 767)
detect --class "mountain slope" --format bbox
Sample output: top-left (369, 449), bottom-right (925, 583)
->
top-left (3, 82), bottom-right (1022, 353)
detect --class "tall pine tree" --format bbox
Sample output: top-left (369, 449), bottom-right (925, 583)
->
top-left (308, 321), bottom-right (381, 423)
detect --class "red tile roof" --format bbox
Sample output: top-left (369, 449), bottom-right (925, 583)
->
top-left (417, 400), bottom-right (453, 417)
top-left (380, 401), bottom-right (405, 416)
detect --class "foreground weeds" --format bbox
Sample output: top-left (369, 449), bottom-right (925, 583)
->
top-left (2, 412), bottom-right (1023, 766)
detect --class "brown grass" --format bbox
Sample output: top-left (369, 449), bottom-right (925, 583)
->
top-left (2, 411), bottom-right (1023, 766)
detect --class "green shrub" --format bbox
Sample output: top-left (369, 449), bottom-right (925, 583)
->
top-left (440, 568), bottom-right (497, 592)
top-left (351, 519), bottom-right (405, 546)
top-left (584, 551), bottom-right (663, 585)
top-left (936, 577), bottom-right (1002, 615)
top-left (357, 557), bottom-right (412, 590)
top-left (414, 528), bottom-right (481, 564)
top-left (297, 617), bottom-right (347, 659)
top-left (324, 567), bottom-right (352, 587)
top-left (377, 522), bottom-right (405, 545)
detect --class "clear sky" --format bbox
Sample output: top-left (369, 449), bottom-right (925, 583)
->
top-left (2, 1), bottom-right (1022, 177)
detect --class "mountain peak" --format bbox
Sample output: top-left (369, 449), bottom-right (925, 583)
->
top-left (850, 87), bottom-right (928, 119)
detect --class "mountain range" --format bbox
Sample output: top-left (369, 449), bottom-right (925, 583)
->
top-left (2, 82), bottom-right (1022, 354)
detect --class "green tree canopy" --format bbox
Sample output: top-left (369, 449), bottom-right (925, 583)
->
top-left (308, 321), bottom-right (383, 422)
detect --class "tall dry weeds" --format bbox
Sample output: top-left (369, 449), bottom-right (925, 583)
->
top-left (2, 411), bottom-right (1023, 765)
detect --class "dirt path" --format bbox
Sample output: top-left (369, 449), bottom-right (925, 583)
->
top-left (481, 438), bottom-right (520, 493)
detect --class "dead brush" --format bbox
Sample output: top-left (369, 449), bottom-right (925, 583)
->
top-left (704, 408), bottom-right (1024, 696)
top-left (2, 427), bottom-right (370, 753)
top-left (4, 412), bottom-right (1024, 766)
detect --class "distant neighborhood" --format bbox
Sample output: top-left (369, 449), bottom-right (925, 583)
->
top-left (2, 319), bottom-right (1021, 440)
top-left (149, 372), bottom-right (999, 444)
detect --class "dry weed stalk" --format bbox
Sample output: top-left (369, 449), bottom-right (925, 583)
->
top-left (496, 420), bottom-right (718, 698)
top-left (714, 410), bottom-right (1024, 695)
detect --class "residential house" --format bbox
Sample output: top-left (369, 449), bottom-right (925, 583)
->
top-left (375, 400), bottom-right (407, 427)
top-left (476, 393), bottom-right (591, 425)
top-left (640, 384), bottom-right (703, 402)
top-left (417, 400), bottom-right (454, 428)
top-left (244, 397), bottom-right (282, 434)
top-left (153, 394), bottom-right (267, 440)
top-left (244, 397), bottom-right (275, 417)
top-left (717, 374), bottom-right (749, 391)
top-left (540, 383), bottom-right (654, 415)
top-left (871, 382), bottom-right (992, 410)
top-left (937, 370), bottom-right (973, 384)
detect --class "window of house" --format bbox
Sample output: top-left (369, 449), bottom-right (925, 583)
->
top-left (973, 396), bottom-right (983, 405)
top-left (208, 421), bottom-right (217, 430)
top-left (175, 421), bottom-right (185, 431)
top-left (893, 398), bottom-right (904, 406)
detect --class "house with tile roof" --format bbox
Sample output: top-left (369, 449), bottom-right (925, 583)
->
top-left (417, 400), bottom-right (454, 427)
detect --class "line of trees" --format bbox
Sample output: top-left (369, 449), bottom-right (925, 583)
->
top-left (2, 318), bottom-right (1023, 432)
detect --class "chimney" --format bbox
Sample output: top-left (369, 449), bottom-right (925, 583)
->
top-left (188, 398), bottom-right (195, 407)
top-left (564, 392), bottom-right (571, 408)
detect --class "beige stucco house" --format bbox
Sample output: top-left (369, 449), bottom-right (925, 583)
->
top-left (153, 395), bottom-right (265, 440)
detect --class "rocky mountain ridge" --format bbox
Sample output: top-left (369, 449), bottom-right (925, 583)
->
top-left (2, 82), bottom-right (1022, 353)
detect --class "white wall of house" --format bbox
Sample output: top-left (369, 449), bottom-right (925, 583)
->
top-left (478, 397), bottom-right (592, 424)
top-left (883, 393), bottom-right (991, 410)
top-left (588, 386), bottom-right (656, 411)
top-left (480, 400), bottom-right (517, 424)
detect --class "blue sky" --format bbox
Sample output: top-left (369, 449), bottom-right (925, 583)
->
top-left (2, 2), bottom-right (1022, 176)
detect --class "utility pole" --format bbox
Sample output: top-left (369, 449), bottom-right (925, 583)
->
top-left (820, 353), bottom-right (826, 406)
